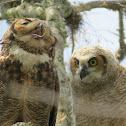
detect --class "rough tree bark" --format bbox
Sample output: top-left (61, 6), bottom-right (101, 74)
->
top-left (1, 0), bottom-right (126, 126)
top-left (45, 5), bottom-right (73, 126)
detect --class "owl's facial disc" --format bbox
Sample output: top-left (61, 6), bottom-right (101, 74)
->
top-left (72, 55), bottom-right (107, 82)
top-left (12, 18), bottom-right (47, 40)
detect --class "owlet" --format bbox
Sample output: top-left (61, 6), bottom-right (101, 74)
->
top-left (0, 18), bottom-right (59, 126)
top-left (70, 46), bottom-right (126, 126)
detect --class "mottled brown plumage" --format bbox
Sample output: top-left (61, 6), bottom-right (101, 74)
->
top-left (0, 18), bottom-right (59, 126)
top-left (70, 46), bottom-right (126, 126)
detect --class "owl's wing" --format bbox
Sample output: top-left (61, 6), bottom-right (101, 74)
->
top-left (49, 73), bottom-right (60, 126)
top-left (0, 56), bottom-right (20, 125)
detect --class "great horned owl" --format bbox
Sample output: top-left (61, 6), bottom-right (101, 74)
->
top-left (0, 18), bottom-right (59, 126)
top-left (70, 46), bottom-right (126, 126)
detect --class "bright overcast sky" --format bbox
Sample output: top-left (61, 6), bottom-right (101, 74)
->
top-left (64, 0), bottom-right (126, 71)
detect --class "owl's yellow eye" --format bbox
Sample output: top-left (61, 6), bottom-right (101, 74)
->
top-left (74, 59), bottom-right (79, 67)
top-left (89, 58), bottom-right (98, 67)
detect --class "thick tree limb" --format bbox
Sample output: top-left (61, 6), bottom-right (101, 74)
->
top-left (73, 1), bottom-right (126, 13)
top-left (45, 6), bottom-right (73, 126)
top-left (1, 2), bottom-right (46, 20)
top-left (0, 0), bottom-right (72, 20)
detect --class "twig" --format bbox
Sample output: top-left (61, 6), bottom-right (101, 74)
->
top-left (56, 112), bottom-right (71, 125)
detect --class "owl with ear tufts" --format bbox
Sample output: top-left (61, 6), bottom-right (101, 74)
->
top-left (0, 18), bottom-right (59, 126)
top-left (70, 46), bottom-right (126, 126)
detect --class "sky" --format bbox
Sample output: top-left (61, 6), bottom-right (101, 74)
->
top-left (64, 0), bottom-right (126, 71)
top-left (0, 0), bottom-right (126, 72)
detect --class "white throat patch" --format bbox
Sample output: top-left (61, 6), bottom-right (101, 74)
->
top-left (9, 45), bottom-right (52, 71)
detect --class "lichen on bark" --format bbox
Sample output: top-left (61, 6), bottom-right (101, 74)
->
top-left (1, 2), bottom-right (45, 19)
top-left (45, 5), bottom-right (73, 125)
top-left (12, 122), bottom-right (33, 126)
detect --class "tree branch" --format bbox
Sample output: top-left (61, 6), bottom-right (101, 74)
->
top-left (0, 0), bottom-right (17, 5)
top-left (71, 29), bottom-right (75, 53)
top-left (115, 9), bottom-right (126, 61)
top-left (0, 2), bottom-right (46, 20)
top-left (73, 1), bottom-right (126, 13)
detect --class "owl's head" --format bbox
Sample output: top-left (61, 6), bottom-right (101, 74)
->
top-left (3, 18), bottom-right (56, 49)
top-left (70, 46), bottom-right (119, 91)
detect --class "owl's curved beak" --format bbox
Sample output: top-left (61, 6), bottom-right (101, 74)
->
top-left (30, 23), bottom-right (47, 39)
top-left (36, 23), bottom-right (43, 33)
top-left (80, 65), bottom-right (89, 80)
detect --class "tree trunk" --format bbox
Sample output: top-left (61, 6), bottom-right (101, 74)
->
top-left (45, 6), bottom-right (73, 126)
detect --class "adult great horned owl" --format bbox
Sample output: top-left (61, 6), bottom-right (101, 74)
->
top-left (0, 18), bottom-right (59, 126)
top-left (70, 46), bottom-right (126, 126)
